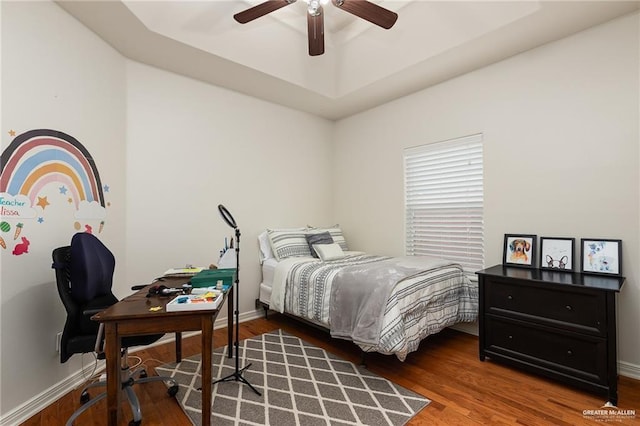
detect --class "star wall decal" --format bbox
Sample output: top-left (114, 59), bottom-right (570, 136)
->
top-left (38, 217), bottom-right (44, 223)
top-left (37, 196), bottom-right (50, 209)
top-left (59, 186), bottom-right (68, 195)
top-left (103, 184), bottom-right (110, 192)
top-left (8, 130), bottom-right (16, 137)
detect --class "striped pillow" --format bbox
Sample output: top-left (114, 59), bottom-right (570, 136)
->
top-left (267, 229), bottom-right (312, 261)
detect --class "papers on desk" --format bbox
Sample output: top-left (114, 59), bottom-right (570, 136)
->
top-left (166, 291), bottom-right (223, 312)
top-left (163, 267), bottom-right (204, 278)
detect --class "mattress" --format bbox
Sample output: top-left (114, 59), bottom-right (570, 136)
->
top-left (258, 258), bottom-right (279, 305)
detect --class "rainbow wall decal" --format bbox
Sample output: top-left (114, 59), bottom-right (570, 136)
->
top-left (1, 129), bottom-right (104, 210)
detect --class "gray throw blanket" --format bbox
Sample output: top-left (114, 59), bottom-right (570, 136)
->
top-left (329, 256), bottom-right (453, 345)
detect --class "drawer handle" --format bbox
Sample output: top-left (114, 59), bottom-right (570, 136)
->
top-left (567, 350), bottom-right (573, 356)
top-left (507, 295), bottom-right (513, 300)
top-left (508, 335), bottom-right (513, 340)
top-left (565, 305), bottom-right (572, 311)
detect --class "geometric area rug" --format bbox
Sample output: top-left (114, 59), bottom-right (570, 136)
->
top-left (156, 329), bottom-right (430, 425)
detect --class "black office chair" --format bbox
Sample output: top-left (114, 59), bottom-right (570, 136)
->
top-left (52, 232), bottom-right (178, 426)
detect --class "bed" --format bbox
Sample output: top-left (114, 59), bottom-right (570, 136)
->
top-left (257, 227), bottom-right (478, 361)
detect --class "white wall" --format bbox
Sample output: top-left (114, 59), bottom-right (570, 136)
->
top-left (0, 0), bottom-right (127, 416)
top-left (2, 1), bottom-right (639, 422)
top-left (0, 1), bottom-right (334, 421)
top-left (333, 13), bottom-right (640, 374)
top-left (124, 61), bottom-right (335, 316)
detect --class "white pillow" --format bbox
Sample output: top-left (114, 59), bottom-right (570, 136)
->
top-left (257, 231), bottom-right (274, 262)
top-left (313, 243), bottom-right (345, 261)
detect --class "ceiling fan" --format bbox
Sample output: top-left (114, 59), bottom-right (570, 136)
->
top-left (234, 0), bottom-right (398, 56)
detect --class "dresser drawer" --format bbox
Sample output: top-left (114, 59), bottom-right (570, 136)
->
top-left (477, 265), bottom-right (624, 404)
top-left (485, 279), bottom-right (606, 335)
top-left (485, 316), bottom-right (607, 384)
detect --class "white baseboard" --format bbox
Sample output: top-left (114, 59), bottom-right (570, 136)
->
top-left (0, 311), bottom-right (254, 426)
top-left (450, 321), bottom-right (479, 336)
top-left (619, 360), bottom-right (640, 380)
top-left (0, 363), bottom-right (98, 426)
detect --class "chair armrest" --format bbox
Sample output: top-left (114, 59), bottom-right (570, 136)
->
top-left (83, 307), bottom-right (108, 316)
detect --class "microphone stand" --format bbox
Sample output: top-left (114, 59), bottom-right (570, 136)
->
top-left (214, 208), bottom-right (261, 396)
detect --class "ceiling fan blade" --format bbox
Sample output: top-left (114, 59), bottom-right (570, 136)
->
top-left (234, 0), bottom-right (297, 24)
top-left (331, 0), bottom-right (397, 29)
top-left (307, 7), bottom-right (325, 56)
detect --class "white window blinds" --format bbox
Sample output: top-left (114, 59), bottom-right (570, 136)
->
top-left (404, 134), bottom-right (484, 276)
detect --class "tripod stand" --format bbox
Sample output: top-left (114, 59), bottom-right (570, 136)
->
top-left (213, 205), bottom-right (261, 396)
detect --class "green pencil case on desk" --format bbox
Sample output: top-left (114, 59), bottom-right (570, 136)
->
top-left (189, 268), bottom-right (236, 288)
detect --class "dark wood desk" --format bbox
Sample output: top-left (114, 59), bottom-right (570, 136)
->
top-left (92, 278), bottom-right (234, 426)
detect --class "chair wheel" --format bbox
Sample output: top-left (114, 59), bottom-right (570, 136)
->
top-left (128, 420), bottom-right (141, 426)
top-left (139, 369), bottom-right (147, 378)
top-left (167, 385), bottom-right (179, 397)
top-left (80, 390), bottom-right (90, 404)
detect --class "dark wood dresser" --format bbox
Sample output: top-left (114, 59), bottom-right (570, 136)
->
top-left (476, 265), bottom-right (625, 404)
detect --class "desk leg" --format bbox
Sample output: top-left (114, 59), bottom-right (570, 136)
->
top-left (105, 323), bottom-right (121, 426)
top-left (227, 288), bottom-right (233, 358)
top-left (201, 315), bottom-right (214, 426)
top-left (175, 332), bottom-right (182, 362)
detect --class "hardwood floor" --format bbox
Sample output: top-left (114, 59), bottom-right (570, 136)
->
top-left (22, 313), bottom-right (640, 425)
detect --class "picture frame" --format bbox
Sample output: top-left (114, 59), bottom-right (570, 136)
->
top-left (580, 238), bottom-right (622, 276)
top-left (503, 234), bottom-right (537, 268)
top-left (540, 237), bottom-right (575, 272)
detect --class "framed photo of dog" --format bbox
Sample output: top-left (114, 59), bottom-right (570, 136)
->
top-left (580, 238), bottom-right (622, 276)
top-left (540, 237), bottom-right (574, 271)
top-left (503, 234), bottom-right (537, 268)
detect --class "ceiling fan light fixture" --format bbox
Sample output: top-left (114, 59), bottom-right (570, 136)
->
top-left (234, 0), bottom-right (397, 56)
top-left (306, 0), bottom-right (326, 15)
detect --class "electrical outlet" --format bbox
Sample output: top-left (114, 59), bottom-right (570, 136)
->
top-left (56, 332), bottom-right (63, 353)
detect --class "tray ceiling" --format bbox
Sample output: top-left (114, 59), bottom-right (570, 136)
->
top-left (57, 1), bottom-right (639, 119)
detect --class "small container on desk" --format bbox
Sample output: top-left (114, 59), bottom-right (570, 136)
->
top-left (189, 268), bottom-right (236, 291)
top-left (166, 291), bottom-right (223, 312)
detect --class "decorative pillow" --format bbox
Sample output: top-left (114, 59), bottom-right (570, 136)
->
top-left (267, 229), bottom-right (312, 261)
top-left (305, 231), bottom-right (333, 258)
top-left (308, 225), bottom-right (348, 251)
top-left (314, 243), bottom-right (346, 261)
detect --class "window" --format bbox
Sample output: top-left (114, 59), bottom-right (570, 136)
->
top-left (404, 134), bottom-right (484, 278)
